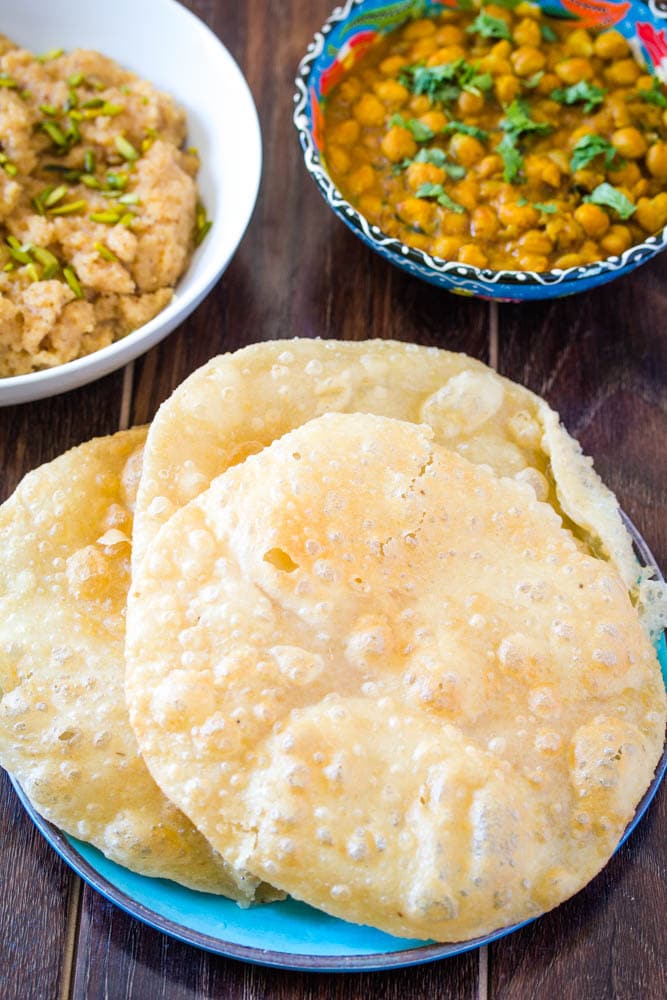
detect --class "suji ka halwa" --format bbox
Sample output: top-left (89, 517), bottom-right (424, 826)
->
top-left (321, 6), bottom-right (667, 272)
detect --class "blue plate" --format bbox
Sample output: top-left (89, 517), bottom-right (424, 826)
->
top-left (9, 517), bottom-right (667, 971)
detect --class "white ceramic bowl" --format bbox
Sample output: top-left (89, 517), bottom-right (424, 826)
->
top-left (0, 0), bottom-right (261, 405)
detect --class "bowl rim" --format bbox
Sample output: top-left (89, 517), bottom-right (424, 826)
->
top-left (0, 0), bottom-right (262, 405)
top-left (293, 0), bottom-right (667, 290)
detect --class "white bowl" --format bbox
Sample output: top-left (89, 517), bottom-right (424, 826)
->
top-left (0, 0), bottom-right (262, 405)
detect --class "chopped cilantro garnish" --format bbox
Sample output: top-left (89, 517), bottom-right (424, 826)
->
top-left (497, 133), bottom-right (523, 183)
top-left (400, 59), bottom-right (492, 106)
top-left (415, 182), bottom-right (465, 213)
top-left (584, 183), bottom-right (636, 220)
top-left (501, 99), bottom-right (553, 139)
top-left (533, 201), bottom-right (557, 213)
top-left (413, 147), bottom-right (466, 179)
top-left (570, 134), bottom-right (619, 172)
top-left (442, 121), bottom-right (489, 141)
top-left (551, 81), bottom-right (607, 113)
top-left (637, 76), bottom-right (667, 109)
top-left (524, 71), bottom-right (544, 89)
top-left (466, 11), bottom-right (512, 41)
top-left (389, 114), bottom-right (434, 143)
top-left (540, 23), bottom-right (558, 42)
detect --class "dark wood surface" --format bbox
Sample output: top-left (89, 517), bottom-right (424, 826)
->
top-left (1, 2), bottom-right (665, 998)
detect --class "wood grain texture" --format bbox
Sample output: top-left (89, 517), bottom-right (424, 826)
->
top-left (492, 254), bottom-right (667, 1000)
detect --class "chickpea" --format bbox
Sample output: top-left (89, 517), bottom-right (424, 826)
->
top-left (410, 37), bottom-right (439, 60)
top-left (574, 203), bottom-right (610, 238)
top-left (579, 240), bottom-right (602, 263)
top-left (436, 25), bottom-right (464, 45)
top-left (513, 17), bottom-right (541, 48)
top-left (331, 120), bottom-right (360, 146)
top-left (604, 59), bottom-right (641, 86)
top-left (476, 154), bottom-right (504, 179)
top-left (409, 95), bottom-right (432, 116)
top-left (358, 194), bottom-right (383, 219)
top-left (607, 161), bottom-right (641, 187)
top-left (458, 90), bottom-right (485, 115)
top-left (449, 133), bottom-right (486, 166)
top-left (339, 78), bottom-right (362, 102)
top-left (546, 215), bottom-right (583, 248)
top-left (593, 29), bottom-right (629, 60)
top-left (427, 46), bottom-right (466, 66)
top-left (498, 201), bottom-right (539, 230)
top-left (380, 56), bottom-right (408, 77)
top-left (495, 74), bottom-right (522, 105)
top-left (646, 141), bottom-right (667, 180)
top-left (452, 178), bottom-right (480, 212)
top-left (432, 236), bottom-right (463, 259)
top-left (419, 110), bottom-right (448, 133)
top-left (441, 210), bottom-right (470, 235)
top-left (600, 224), bottom-right (632, 254)
top-left (404, 18), bottom-right (436, 40)
top-left (636, 74), bottom-right (656, 93)
top-left (635, 195), bottom-right (667, 233)
top-left (380, 126), bottom-right (417, 163)
top-left (564, 28), bottom-right (593, 57)
top-left (407, 232), bottom-right (432, 251)
top-left (517, 229), bottom-right (554, 255)
top-left (458, 244), bottom-right (489, 268)
top-left (554, 253), bottom-right (584, 268)
top-left (347, 164), bottom-right (376, 197)
top-left (511, 46), bottom-right (547, 77)
top-left (555, 58), bottom-right (593, 85)
top-left (405, 161), bottom-right (446, 191)
top-left (373, 79), bottom-right (409, 108)
top-left (397, 196), bottom-right (437, 232)
top-left (611, 127), bottom-right (647, 160)
top-left (471, 205), bottom-right (500, 240)
top-left (633, 178), bottom-right (650, 199)
top-left (536, 72), bottom-right (561, 96)
top-left (327, 145), bottom-right (351, 175)
top-left (491, 39), bottom-right (513, 59)
top-left (572, 168), bottom-right (605, 191)
top-left (353, 93), bottom-right (386, 127)
top-left (518, 253), bottom-right (550, 271)
top-left (478, 55), bottom-right (513, 77)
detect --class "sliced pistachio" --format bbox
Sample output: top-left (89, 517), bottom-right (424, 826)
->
top-left (49, 199), bottom-right (87, 216)
top-left (39, 103), bottom-right (60, 117)
top-left (39, 120), bottom-right (68, 147)
top-left (83, 150), bottom-right (96, 174)
top-left (63, 266), bottom-right (84, 298)
top-left (94, 241), bottom-right (118, 262)
top-left (90, 210), bottom-right (121, 224)
top-left (43, 184), bottom-right (68, 208)
top-left (6, 237), bottom-right (33, 264)
top-left (0, 75), bottom-right (17, 89)
top-left (67, 72), bottom-right (85, 87)
top-left (114, 135), bottom-right (139, 161)
top-left (33, 247), bottom-right (60, 279)
top-left (37, 48), bottom-right (64, 63)
top-left (26, 262), bottom-right (40, 282)
top-left (80, 174), bottom-right (102, 189)
top-left (118, 192), bottom-right (140, 205)
top-left (3, 162), bottom-right (17, 177)
top-left (195, 219), bottom-right (212, 246)
top-left (119, 212), bottom-right (135, 227)
top-left (106, 172), bottom-right (128, 190)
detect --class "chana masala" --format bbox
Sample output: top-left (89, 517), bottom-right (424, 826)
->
top-left (321, 7), bottom-right (667, 272)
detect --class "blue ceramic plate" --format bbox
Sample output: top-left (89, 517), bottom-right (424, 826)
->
top-left (10, 517), bottom-right (667, 972)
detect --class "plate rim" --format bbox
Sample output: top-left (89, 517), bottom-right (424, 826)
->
top-left (7, 511), bottom-right (667, 972)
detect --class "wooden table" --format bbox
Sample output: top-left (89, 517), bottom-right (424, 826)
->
top-left (1, 3), bottom-right (666, 997)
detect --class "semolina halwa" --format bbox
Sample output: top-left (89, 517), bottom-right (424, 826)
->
top-left (0, 36), bottom-right (209, 377)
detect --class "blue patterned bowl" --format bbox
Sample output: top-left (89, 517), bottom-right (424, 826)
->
top-left (294, 0), bottom-right (667, 301)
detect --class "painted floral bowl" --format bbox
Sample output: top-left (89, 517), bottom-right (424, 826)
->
top-left (294, 0), bottom-right (667, 301)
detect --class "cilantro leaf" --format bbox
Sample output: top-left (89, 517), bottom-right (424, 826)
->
top-left (551, 81), bottom-right (607, 113)
top-left (466, 11), bottom-right (512, 41)
top-left (501, 99), bottom-right (553, 139)
top-left (570, 134), bottom-right (619, 172)
top-left (637, 76), bottom-right (667, 109)
top-left (524, 70), bottom-right (544, 89)
top-left (442, 120), bottom-right (489, 141)
top-left (497, 133), bottom-right (523, 183)
top-left (415, 182), bottom-right (465, 213)
top-left (389, 114), bottom-right (435, 143)
top-left (400, 59), bottom-right (492, 106)
top-left (540, 23), bottom-right (558, 42)
top-left (533, 201), bottom-right (557, 213)
top-left (412, 146), bottom-right (466, 179)
top-left (584, 182), bottom-right (636, 220)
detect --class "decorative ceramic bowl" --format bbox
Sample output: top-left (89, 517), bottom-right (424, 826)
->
top-left (0, 0), bottom-right (261, 405)
top-left (294, 0), bottom-right (667, 301)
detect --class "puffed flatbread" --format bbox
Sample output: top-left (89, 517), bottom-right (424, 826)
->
top-left (125, 413), bottom-right (666, 942)
top-left (132, 339), bottom-right (639, 594)
top-left (0, 428), bottom-right (275, 902)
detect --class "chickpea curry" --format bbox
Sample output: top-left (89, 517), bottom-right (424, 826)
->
top-left (321, 6), bottom-right (667, 272)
